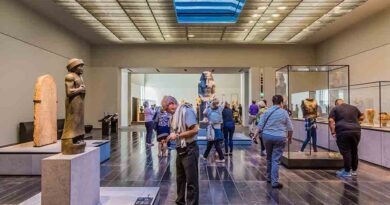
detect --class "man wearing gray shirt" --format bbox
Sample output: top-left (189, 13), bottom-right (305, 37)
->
top-left (165, 96), bottom-right (199, 205)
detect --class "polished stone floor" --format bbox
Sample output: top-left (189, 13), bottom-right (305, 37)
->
top-left (2, 125), bottom-right (390, 204)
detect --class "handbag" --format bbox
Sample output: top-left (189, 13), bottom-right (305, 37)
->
top-left (206, 125), bottom-right (215, 141)
top-left (258, 107), bottom-right (280, 138)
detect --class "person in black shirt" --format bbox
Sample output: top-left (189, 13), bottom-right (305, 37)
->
top-left (222, 102), bottom-right (235, 155)
top-left (329, 99), bottom-right (364, 177)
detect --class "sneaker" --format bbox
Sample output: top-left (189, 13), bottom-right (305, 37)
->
top-left (272, 183), bottom-right (283, 189)
top-left (215, 159), bottom-right (225, 163)
top-left (229, 152), bottom-right (233, 156)
top-left (336, 169), bottom-right (352, 177)
top-left (351, 171), bottom-right (358, 176)
top-left (224, 153), bottom-right (229, 156)
top-left (260, 150), bottom-right (266, 156)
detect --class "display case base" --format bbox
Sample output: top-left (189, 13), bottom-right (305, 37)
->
top-left (0, 140), bottom-right (110, 175)
top-left (20, 187), bottom-right (160, 205)
top-left (281, 151), bottom-right (344, 169)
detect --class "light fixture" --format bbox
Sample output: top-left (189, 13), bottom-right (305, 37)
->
top-left (165, 34), bottom-right (171, 37)
top-left (257, 6), bottom-right (266, 10)
top-left (272, 14), bottom-right (280, 18)
top-left (249, 21), bottom-right (254, 23)
top-left (244, 29), bottom-right (249, 32)
top-left (278, 6), bottom-right (287, 10)
top-left (260, 28), bottom-right (267, 32)
top-left (188, 34), bottom-right (195, 38)
top-left (266, 20), bottom-right (274, 24)
top-left (252, 14), bottom-right (259, 18)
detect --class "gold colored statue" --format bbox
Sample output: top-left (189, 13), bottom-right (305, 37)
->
top-left (379, 112), bottom-right (389, 127)
top-left (301, 98), bottom-right (318, 119)
top-left (61, 58), bottom-right (86, 155)
top-left (366, 109), bottom-right (375, 126)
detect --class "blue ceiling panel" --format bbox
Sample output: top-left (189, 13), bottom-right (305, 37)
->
top-left (174, 0), bottom-right (246, 24)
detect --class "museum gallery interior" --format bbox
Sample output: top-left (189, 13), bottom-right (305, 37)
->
top-left (1, 0), bottom-right (390, 204)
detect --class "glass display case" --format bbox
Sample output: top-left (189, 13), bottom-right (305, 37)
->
top-left (275, 65), bottom-right (349, 168)
top-left (350, 81), bottom-right (390, 129)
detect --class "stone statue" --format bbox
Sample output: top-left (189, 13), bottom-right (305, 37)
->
top-left (33, 75), bottom-right (58, 147)
top-left (198, 71), bottom-right (216, 121)
top-left (61, 58), bottom-right (86, 155)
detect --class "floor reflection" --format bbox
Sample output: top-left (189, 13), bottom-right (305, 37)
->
top-left (1, 125), bottom-right (390, 204)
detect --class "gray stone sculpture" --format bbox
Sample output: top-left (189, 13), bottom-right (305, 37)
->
top-left (61, 58), bottom-right (86, 155)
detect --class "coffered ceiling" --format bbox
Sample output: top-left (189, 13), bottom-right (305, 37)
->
top-left (52, 0), bottom-right (367, 44)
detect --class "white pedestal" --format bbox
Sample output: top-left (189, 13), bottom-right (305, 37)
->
top-left (41, 147), bottom-right (100, 205)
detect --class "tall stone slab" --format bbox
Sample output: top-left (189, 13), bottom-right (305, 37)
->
top-left (33, 75), bottom-right (57, 147)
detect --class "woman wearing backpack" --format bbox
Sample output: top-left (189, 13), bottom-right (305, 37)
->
top-left (201, 98), bottom-right (225, 163)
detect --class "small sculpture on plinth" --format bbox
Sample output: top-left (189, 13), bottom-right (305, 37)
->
top-left (61, 58), bottom-right (86, 155)
top-left (198, 71), bottom-right (216, 121)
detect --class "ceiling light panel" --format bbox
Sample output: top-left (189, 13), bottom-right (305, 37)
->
top-left (53, 0), bottom-right (367, 43)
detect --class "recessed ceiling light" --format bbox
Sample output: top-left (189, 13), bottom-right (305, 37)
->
top-left (166, 34), bottom-right (171, 37)
top-left (278, 6), bottom-right (287, 10)
top-left (188, 34), bottom-right (195, 38)
top-left (260, 28), bottom-right (267, 32)
top-left (244, 29), bottom-right (249, 32)
top-left (252, 14), bottom-right (259, 18)
top-left (249, 21), bottom-right (254, 23)
top-left (257, 6), bottom-right (266, 10)
top-left (266, 20), bottom-right (274, 24)
top-left (272, 14), bottom-right (280, 18)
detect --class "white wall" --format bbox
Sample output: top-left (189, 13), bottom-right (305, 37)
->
top-left (139, 73), bottom-right (241, 107)
top-left (0, 0), bottom-right (90, 146)
top-left (316, 7), bottom-right (390, 84)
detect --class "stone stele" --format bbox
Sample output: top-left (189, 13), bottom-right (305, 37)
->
top-left (33, 75), bottom-right (58, 147)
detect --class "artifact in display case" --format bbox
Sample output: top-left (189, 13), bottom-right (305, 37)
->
top-left (380, 112), bottom-right (389, 127)
top-left (61, 58), bottom-right (86, 155)
top-left (301, 98), bottom-right (318, 119)
top-left (350, 81), bottom-right (390, 129)
top-left (366, 108), bottom-right (375, 126)
top-left (275, 65), bottom-right (349, 169)
top-left (33, 75), bottom-right (58, 147)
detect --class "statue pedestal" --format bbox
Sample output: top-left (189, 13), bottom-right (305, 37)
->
top-left (41, 147), bottom-right (100, 205)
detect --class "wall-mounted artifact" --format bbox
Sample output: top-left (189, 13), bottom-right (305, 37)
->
top-left (301, 98), bottom-right (318, 119)
top-left (33, 75), bottom-right (58, 147)
top-left (61, 58), bottom-right (86, 155)
top-left (198, 71), bottom-right (216, 120)
top-left (366, 108), bottom-right (375, 126)
top-left (379, 112), bottom-right (389, 127)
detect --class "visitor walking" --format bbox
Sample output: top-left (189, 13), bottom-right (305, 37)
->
top-left (255, 95), bottom-right (293, 189)
top-left (329, 99), bottom-right (364, 177)
top-left (249, 100), bottom-right (259, 141)
top-left (165, 96), bottom-right (199, 205)
top-left (300, 118), bottom-right (318, 152)
top-left (153, 105), bottom-right (171, 157)
top-left (257, 100), bottom-right (268, 156)
top-left (202, 98), bottom-right (225, 162)
top-left (144, 101), bottom-right (155, 147)
top-left (222, 102), bottom-right (235, 156)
